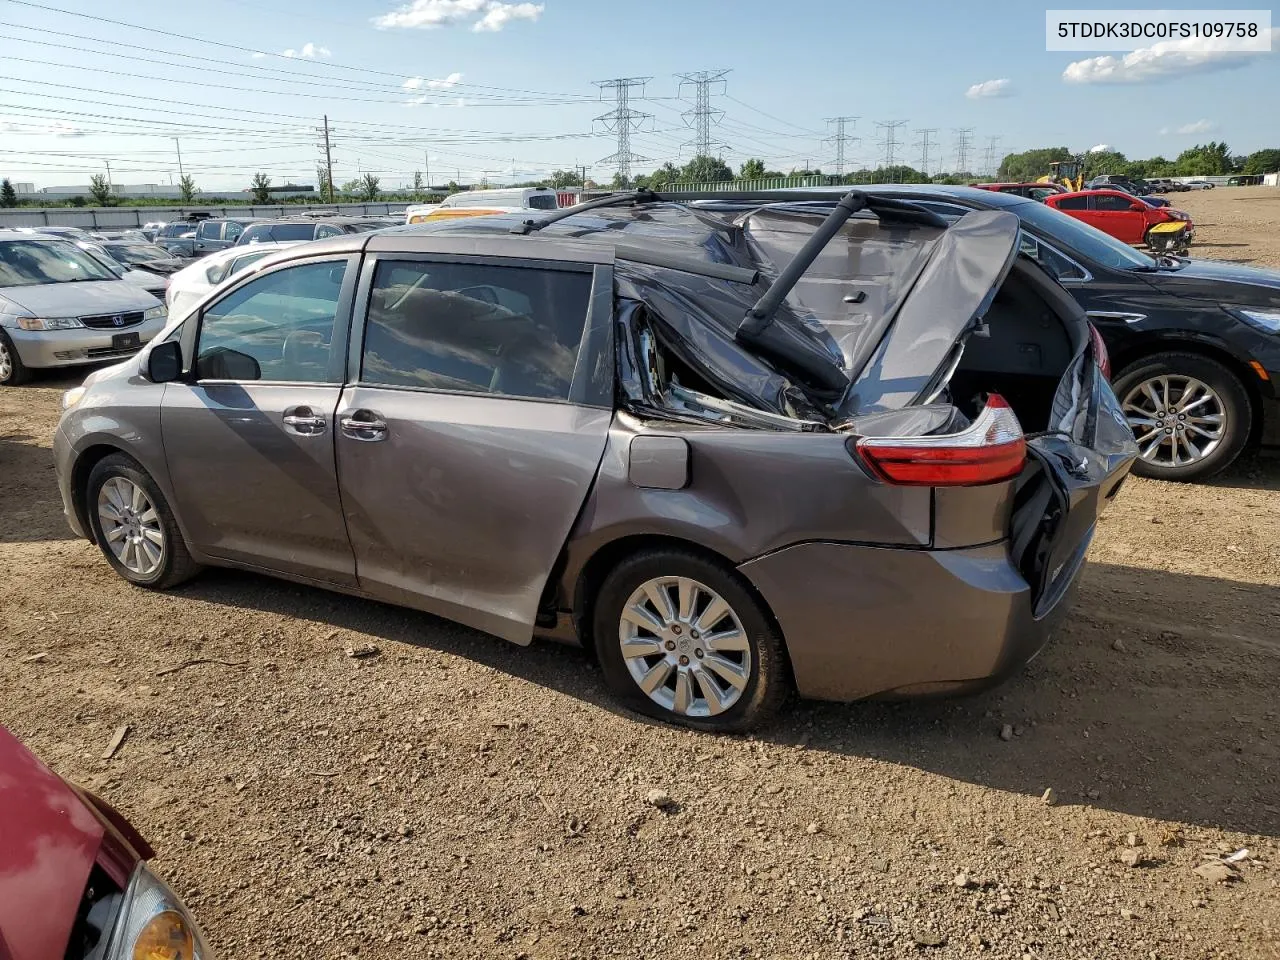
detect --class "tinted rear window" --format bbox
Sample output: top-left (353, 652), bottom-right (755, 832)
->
top-left (526, 194), bottom-right (558, 210)
top-left (268, 224), bottom-right (320, 241)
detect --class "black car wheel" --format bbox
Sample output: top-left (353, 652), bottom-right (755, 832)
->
top-left (86, 453), bottom-right (201, 588)
top-left (1113, 352), bottom-right (1251, 482)
top-left (0, 329), bottom-right (31, 386)
top-left (593, 548), bottom-right (788, 733)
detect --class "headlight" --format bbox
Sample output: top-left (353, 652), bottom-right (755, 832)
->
top-left (1231, 308), bottom-right (1280, 335)
top-left (17, 316), bottom-right (83, 330)
top-left (105, 863), bottom-right (212, 960)
top-left (144, 305), bottom-right (167, 321)
top-left (62, 386), bottom-right (86, 410)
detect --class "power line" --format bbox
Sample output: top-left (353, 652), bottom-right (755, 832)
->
top-left (914, 128), bottom-right (938, 176)
top-left (823, 117), bottom-right (860, 176)
top-left (982, 135), bottom-right (1002, 177)
top-left (594, 77), bottom-right (652, 183)
top-left (875, 120), bottom-right (909, 169)
top-left (953, 127), bottom-right (975, 174)
top-left (675, 69), bottom-right (729, 157)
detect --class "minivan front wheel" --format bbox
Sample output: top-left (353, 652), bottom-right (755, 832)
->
top-left (0, 330), bottom-right (31, 386)
top-left (86, 454), bottom-right (200, 588)
top-left (1114, 352), bottom-right (1250, 482)
top-left (593, 549), bottom-right (787, 732)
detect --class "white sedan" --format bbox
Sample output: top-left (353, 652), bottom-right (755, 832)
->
top-left (166, 242), bottom-right (302, 318)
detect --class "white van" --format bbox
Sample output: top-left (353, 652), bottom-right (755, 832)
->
top-left (404, 186), bottom-right (561, 225)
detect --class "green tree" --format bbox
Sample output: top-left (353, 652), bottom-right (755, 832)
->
top-left (316, 167), bottom-right (334, 202)
top-left (178, 174), bottom-right (196, 203)
top-left (412, 170), bottom-right (425, 195)
top-left (0, 178), bottom-right (16, 207)
top-left (359, 173), bottom-right (381, 202)
top-left (68, 195), bottom-right (86, 207)
top-left (548, 168), bottom-right (583, 188)
top-left (643, 162), bottom-right (681, 188)
top-left (788, 166), bottom-right (824, 178)
top-left (89, 173), bottom-right (113, 205)
top-left (250, 172), bottom-right (272, 203)
top-left (874, 164), bottom-right (930, 184)
top-left (739, 158), bottom-right (766, 180)
top-left (996, 147), bottom-right (1073, 182)
top-left (1082, 149), bottom-right (1129, 179)
top-left (1243, 149), bottom-right (1280, 174)
top-left (445, 180), bottom-right (462, 195)
top-left (1174, 141), bottom-right (1234, 176)
top-left (681, 154), bottom-right (734, 183)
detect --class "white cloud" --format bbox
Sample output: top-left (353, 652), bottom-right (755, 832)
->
top-left (282, 42), bottom-right (331, 58)
top-left (1160, 119), bottom-right (1217, 135)
top-left (473, 2), bottom-right (542, 31)
top-left (1088, 143), bottom-right (1111, 153)
top-left (251, 51), bottom-right (266, 59)
top-left (373, 0), bottom-right (542, 31)
top-left (965, 78), bottom-right (1012, 99)
top-left (1063, 28), bottom-right (1276, 84)
top-left (402, 71), bottom-right (463, 91)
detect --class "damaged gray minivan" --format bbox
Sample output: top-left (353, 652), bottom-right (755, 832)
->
top-left (54, 189), bottom-right (1137, 731)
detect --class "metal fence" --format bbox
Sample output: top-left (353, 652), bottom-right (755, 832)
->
top-left (657, 175), bottom-right (839, 193)
top-left (0, 202), bottom-right (412, 230)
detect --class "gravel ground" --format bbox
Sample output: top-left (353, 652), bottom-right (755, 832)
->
top-left (2, 189), bottom-right (1278, 960)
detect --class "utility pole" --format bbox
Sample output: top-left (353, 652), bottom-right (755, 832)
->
top-left (675, 69), bottom-right (729, 157)
top-left (823, 116), bottom-right (860, 176)
top-left (321, 115), bottom-right (335, 203)
top-left (594, 77), bottom-right (653, 184)
top-left (915, 128), bottom-right (938, 177)
top-left (174, 138), bottom-right (184, 181)
top-left (424, 150), bottom-right (430, 190)
top-left (875, 120), bottom-right (909, 170)
top-left (982, 135), bottom-right (1002, 177)
top-left (953, 127), bottom-right (975, 175)
top-left (104, 159), bottom-right (112, 189)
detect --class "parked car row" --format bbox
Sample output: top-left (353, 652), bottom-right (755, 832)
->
top-left (153, 214), bottom-right (398, 258)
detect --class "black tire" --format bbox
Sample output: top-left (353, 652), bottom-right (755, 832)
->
top-left (0, 329), bottom-right (32, 386)
top-left (592, 548), bottom-right (788, 733)
top-left (1112, 351), bottom-right (1251, 482)
top-left (86, 453), bottom-right (201, 589)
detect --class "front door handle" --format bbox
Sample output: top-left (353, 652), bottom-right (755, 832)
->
top-left (340, 409), bottom-right (388, 442)
top-left (283, 405), bottom-right (327, 436)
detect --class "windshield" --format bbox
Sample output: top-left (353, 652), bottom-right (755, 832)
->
top-left (1013, 198), bottom-right (1156, 271)
top-left (104, 243), bottom-right (172, 264)
top-left (0, 239), bottom-right (118, 287)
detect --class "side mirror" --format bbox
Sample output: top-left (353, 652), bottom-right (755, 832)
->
top-left (146, 339), bottom-right (183, 383)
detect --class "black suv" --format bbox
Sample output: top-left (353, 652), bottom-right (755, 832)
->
top-left (854, 186), bottom-right (1280, 481)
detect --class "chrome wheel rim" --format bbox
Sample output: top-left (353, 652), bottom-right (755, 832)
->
top-left (0, 340), bottom-right (11, 382)
top-left (97, 477), bottom-right (165, 576)
top-left (618, 576), bottom-right (751, 718)
top-left (1122, 374), bottom-right (1226, 468)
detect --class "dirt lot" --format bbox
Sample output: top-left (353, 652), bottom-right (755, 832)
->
top-left (2, 189), bottom-right (1279, 960)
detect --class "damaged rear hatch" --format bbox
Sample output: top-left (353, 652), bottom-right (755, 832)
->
top-left (735, 198), bottom-right (1137, 612)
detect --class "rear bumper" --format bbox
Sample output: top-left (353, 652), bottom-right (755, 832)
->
top-left (738, 540), bottom-right (1078, 702)
top-left (6, 317), bottom-right (164, 370)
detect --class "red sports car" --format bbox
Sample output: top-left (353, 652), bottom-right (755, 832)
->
top-left (1043, 188), bottom-right (1194, 247)
top-left (0, 724), bottom-right (212, 960)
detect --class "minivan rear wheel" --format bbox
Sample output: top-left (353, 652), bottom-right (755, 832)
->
top-left (86, 453), bottom-right (200, 589)
top-left (1113, 351), bottom-right (1250, 482)
top-left (593, 549), bottom-right (787, 732)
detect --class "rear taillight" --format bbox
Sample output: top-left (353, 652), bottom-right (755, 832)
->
top-left (855, 395), bottom-right (1026, 486)
top-left (1088, 321), bottom-right (1111, 380)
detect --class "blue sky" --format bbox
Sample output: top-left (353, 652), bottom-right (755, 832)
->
top-left (0, 0), bottom-right (1277, 191)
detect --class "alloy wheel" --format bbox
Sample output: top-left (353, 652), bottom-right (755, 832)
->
top-left (97, 476), bottom-right (166, 577)
top-left (0, 340), bottom-right (11, 382)
top-left (618, 576), bottom-right (752, 718)
top-left (1121, 374), bottom-right (1226, 468)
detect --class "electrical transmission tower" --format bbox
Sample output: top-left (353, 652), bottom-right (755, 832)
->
top-left (982, 135), bottom-right (1002, 177)
top-left (953, 127), bottom-right (975, 175)
top-left (594, 77), bottom-right (653, 183)
top-left (875, 120), bottom-right (909, 171)
top-left (914, 128), bottom-right (938, 177)
top-left (676, 69), bottom-right (729, 157)
top-left (823, 117), bottom-right (860, 175)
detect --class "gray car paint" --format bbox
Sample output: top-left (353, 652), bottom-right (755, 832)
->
top-left (0, 277), bottom-right (161, 320)
top-left (54, 202), bottom-right (1136, 706)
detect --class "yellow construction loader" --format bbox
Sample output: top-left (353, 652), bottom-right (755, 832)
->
top-left (1036, 159), bottom-right (1085, 192)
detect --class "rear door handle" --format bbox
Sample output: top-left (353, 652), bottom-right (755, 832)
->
top-left (340, 410), bottom-right (388, 442)
top-left (282, 405), bottom-right (327, 436)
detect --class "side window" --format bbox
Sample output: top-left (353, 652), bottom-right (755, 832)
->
top-left (196, 221), bottom-right (221, 240)
top-left (1019, 233), bottom-right (1087, 282)
top-left (1095, 194), bottom-right (1136, 211)
top-left (197, 261), bottom-right (347, 383)
top-left (360, 259), bottom-right (592, 401)
top-left (224, 222), bottom-right (245, 242)
top-left (1055, 196), bottom-right (1089, 211)
top-left (228, 249), bottom-right (273, 277)
top-left (316, 224), bottom-right (341, 238)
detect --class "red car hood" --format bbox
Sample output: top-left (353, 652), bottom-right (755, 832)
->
top-left (0, 727), bottom-right (103, 960)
